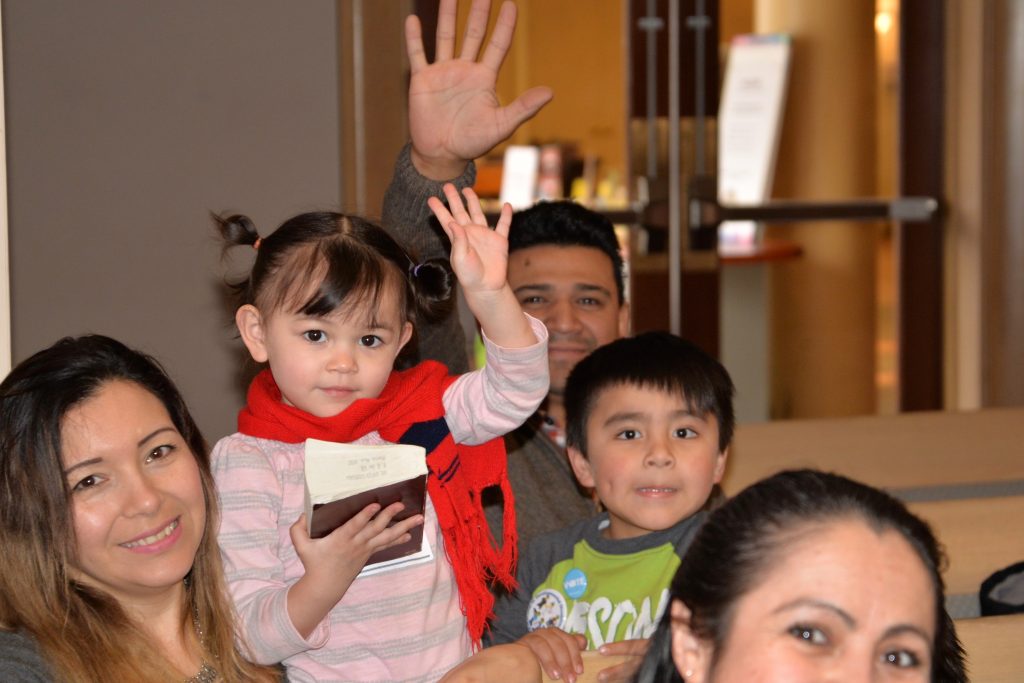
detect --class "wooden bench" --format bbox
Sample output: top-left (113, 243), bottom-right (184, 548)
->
top-left (722, 407), bottom-right (1024, 497)
top-left (906, 496), bottom-right (1024, 596)
top-left (955, 614), bottom-right (1024, 683)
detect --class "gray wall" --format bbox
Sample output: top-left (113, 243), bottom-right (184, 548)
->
top-left (3, 1), bottom-right (342, 439)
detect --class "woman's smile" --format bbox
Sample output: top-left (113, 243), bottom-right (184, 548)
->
top-left (119, 516), bottom-right (182, 553)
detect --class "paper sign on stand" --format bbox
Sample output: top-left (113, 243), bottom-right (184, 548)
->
top-left (499, 145), bottom-right (540, 210)
top-left (718, 34), bottom-right (791, 248)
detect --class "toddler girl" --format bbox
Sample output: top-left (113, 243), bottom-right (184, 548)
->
top-left (212, 186), bottom-right (548, 682)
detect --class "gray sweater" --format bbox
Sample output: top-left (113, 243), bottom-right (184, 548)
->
top-left (380, 148), bottom-right (596, 554)
top-left (0, 631), bottom-right (55, 682)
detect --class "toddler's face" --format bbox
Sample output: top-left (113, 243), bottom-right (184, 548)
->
top-left (568, 384), bottom-right (726, 540)
top-left (240, 286), bottom-right (413, 418)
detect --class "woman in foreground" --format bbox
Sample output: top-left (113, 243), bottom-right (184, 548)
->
top-left (0, 335), bottom-right (279, 682)
top-left (634, 468), bottom-right (966, 683)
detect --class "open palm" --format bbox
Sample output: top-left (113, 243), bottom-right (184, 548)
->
top-left (428, 184), bottom-right (512, 294)
top-left (405, 0), bottom-right (552, 177)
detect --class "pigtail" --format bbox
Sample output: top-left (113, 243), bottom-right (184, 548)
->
top-left (214, 213), bottom-right (261, 253)
top-left (408, 257), bottom-right (455, 323)
top-left (212, 213), bottom-right (262, 310)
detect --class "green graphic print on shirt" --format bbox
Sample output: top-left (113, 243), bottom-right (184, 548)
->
top-left (525, 539), bottom-right (681, 648)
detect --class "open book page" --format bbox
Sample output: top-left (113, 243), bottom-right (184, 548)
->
top-left (303, 439), bottom-right (430, 571)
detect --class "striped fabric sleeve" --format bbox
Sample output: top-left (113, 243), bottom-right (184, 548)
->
top-left (442, 314), bottom-right (550, 446)
top-left (211, 435), bottom-right (329, 664)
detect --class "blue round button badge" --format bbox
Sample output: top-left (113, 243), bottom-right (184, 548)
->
top-left (563, 568), bottom-right (587, 599)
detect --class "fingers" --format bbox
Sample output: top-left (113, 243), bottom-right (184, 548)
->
top-left (427, 195), bottom-right (455, 233)
top-left (479, 1), bottom-right (517, 73)
top-left (595, 657), bottom-right (643, 683)
top-left (494, 202), bottom-right (513, 238)
top-left (435, 0), bottom-right (457, 61)
top-left (458, 0), bottom-right (492, 62)
top-left (598, 638), bottom-right (649, 657)
top-left (462, 187), bottom-right (487, 226)
top-left (404, 15), bottom-right (427, 72)
top-left (442, 183), bottom-right (472, 224)
top-left (350, 501), bottom-right (385, 527)
top-left (501, 86), bottom-right (555, 129)
top-left (289, 513), bottom-right (310, 547)
top-left (521, 629), bottom-right (585, 683)
top-left (595, 639), bottom-right (647, 683)
top-left (377, 513), bottom-right (425, 550)
top-left (445, 222), bottom-right (468, 262)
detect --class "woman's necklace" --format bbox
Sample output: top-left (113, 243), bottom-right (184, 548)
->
top-left (184, 663), bottom-right (218, 683)
top-left (184, 602), bottom-right (219, 683)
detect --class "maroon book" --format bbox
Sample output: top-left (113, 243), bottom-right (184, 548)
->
top-left (309, 474), bottom-right (427, 565)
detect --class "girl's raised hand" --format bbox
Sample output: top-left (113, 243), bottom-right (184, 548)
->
top-left (427, 183), bottom-right (513, 295)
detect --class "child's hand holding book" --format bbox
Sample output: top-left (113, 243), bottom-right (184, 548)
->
top-left (282, 440), bottom-right (428, 639)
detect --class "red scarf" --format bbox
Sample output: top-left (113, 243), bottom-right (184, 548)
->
top-left (237, 362), bottom-right (516, 645)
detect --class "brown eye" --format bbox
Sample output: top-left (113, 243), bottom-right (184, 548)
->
top-left (788, 624), bottom-right (828, 645)
top-left (72, 474), bottom-right (101, 492)
top-left (145, 444), bottom-right (176, 463)
top-left (882, 649), bottom-right (921, 668)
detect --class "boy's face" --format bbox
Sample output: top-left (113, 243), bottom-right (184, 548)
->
top-left (568, 384), bottom-right (727, 540)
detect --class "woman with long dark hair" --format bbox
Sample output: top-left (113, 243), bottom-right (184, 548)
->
top-left (635, 469), bottom-right (966, 683)
top-left (0, 335), bottom-right (280, 682)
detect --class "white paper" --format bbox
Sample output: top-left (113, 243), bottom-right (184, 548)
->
top-left (304, 439), bottom-right (427, 504)
top-left (499, 145), bottom-right (540, 210)
top-left (718, 34), bottom-right (791, 246)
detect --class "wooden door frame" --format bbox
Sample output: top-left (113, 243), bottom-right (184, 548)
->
top-left (0, 0), bottom-right (11, 378)
top-left (897, 0), bottom-right (944, 411)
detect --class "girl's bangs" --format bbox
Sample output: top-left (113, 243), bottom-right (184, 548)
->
top-left (270, 242), bottom-right (399, 322)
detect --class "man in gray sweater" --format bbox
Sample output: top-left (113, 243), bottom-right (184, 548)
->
top-left (382, 0), bottom-right (629, 557)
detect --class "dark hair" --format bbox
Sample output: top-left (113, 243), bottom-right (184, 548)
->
top-left (0, 335), bottom-right (279, 682)
top-left (634, 469), bottom-right (967, 683)
top-left (217, 211), bottom-right (454, 331)
top-left (0, 335), bottom-right (210, 563)
top-left (509, 200), bottom-right (625, 302)
top-left (564, 332), bottom-right (735, 455)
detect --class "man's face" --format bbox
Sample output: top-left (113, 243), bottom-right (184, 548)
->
top-left (508, 245), bottom-right (629, 395)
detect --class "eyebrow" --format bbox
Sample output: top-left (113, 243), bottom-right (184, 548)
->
top-left (602, 409), bottom-right (698, 427)
top-left (296, 312), bottom-right (394, 331)
top-left (513, 283), bottom-right (613, 297)
top-left (774, 599), bottom-right (933, 649)
top-left (772, 598), bottom-right (857, 628)
top-left (882, 623), bottom-right (934, 646)
top-left (62, 427), bottom-right (178, 476)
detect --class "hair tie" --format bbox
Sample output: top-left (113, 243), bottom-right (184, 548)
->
top-left (411, 263), bottom-right (423, 278)
top-left (252, 237), bottom-right (262, 251)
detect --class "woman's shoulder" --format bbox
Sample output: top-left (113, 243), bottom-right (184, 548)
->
top-left (0, 630), bottom-right (55, 682)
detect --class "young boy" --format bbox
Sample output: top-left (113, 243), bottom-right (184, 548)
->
top-left (488, 332), bottom-right (735, 681)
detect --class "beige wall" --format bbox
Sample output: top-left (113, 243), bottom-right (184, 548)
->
top-left (3, 0), bottom-right (343, 439)
top-left (758, 0), bottom-right (879, 419)
top-left (339, 0), bottom-right (410, 218)
top-left (945, 0), bottom-right (1024, 410)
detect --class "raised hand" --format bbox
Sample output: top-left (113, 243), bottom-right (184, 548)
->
top-left (427, 184), bottom-right (512, 295)
top-left (405, 0), bottom-right (553, 180)
top-left (426, 184), bottom-right (536, 349)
